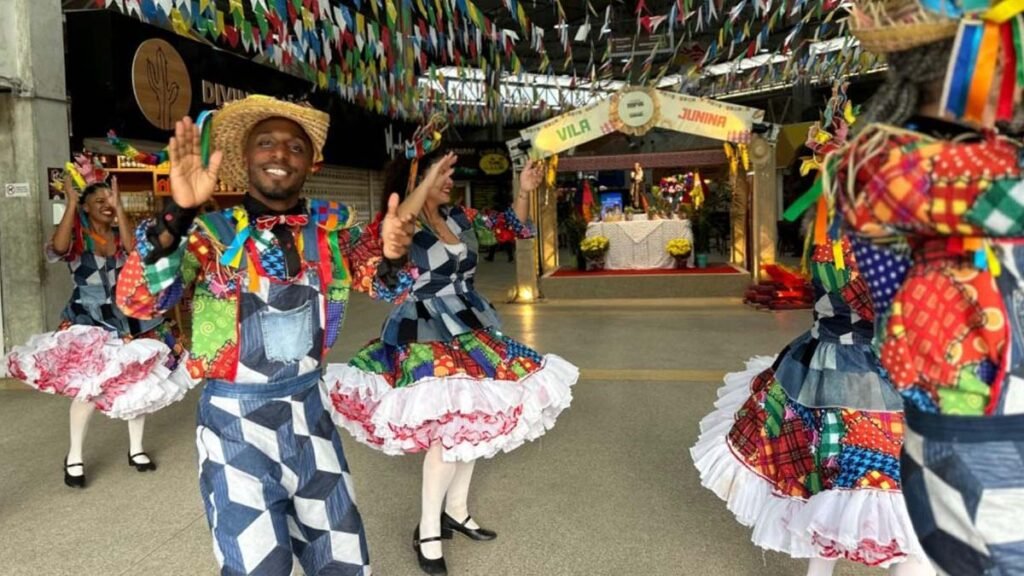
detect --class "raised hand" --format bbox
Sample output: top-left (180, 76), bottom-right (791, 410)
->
top-left (168, 116), bottom-right (223, 209)
top-left (420, 152), bottom-right (458, 195)
top-left (381, 192), bottom-right (416, 259)
top-left (110, 176), bottom-right (121, 207)
top-left (519, 159), bottom-right (545, 193)
top-left (63, 172), bottom-right (78, 210)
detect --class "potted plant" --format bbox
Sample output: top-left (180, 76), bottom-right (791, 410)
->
top-left (579, 236), bottom-right (610, 271)
top-left (686, 181), bottom-right (731, 269)
top-left (624, 207), bottom-right (635, 221)
top-left (666, 238), bottom-right (693, 269)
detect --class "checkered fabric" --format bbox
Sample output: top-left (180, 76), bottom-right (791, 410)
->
top-left (378, 206), bottom-right (531, 347)
top-left (966, 179), bottom-right (1024, 237)
top-left (834, 447), bottom-right (900, 488)
top-left (902, 407), bottom-right (1024, 575)
top-left (840, 276), bottom-right (875, 324)
top-left (819, 412), bottom-right (845, 461)
top-left (197, 373), bottom-right (370, 576)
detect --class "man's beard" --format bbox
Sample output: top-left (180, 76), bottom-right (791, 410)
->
top-left (249, 166), bottom-right (305, 200)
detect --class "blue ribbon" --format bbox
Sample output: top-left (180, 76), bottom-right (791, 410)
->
top-left (220, 227), bottom-right (250, 267)
top-left (947, 23), bottom-right (983, 118)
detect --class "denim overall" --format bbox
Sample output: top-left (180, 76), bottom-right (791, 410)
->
top-left (194, 214), bottom-right (370, 575)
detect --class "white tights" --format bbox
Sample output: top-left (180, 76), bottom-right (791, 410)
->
top-left (418, 444), bottom-right (479, 560)
top-left (66, 400), bottom-right (148, 476)
top-left (806, 557), bottom-right (935, 576)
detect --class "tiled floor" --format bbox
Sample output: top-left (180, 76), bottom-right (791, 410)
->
top-left (0, 259), bottom-right (878, 575)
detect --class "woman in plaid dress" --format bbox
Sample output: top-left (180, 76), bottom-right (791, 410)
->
top-left (326, 144), bottom-right (577, 575)
top-left (690, 87), bottom-right (933, 575)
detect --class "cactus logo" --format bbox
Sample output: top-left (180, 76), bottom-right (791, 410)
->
top-left (132, 39), bottom-right (192, 131)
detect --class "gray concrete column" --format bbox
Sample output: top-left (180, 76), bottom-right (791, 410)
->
top-left (0, 0), bottom-right (71, 354)
top-left (749, 135), bottom-right (777, 282)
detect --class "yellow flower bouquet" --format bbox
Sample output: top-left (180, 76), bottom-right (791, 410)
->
top-left (580, 236), bottom-right (610, 257)
top-left (666, 238), bottom-right (693, 257)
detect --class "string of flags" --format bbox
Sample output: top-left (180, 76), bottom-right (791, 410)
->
top-left (100, 0), bottom-right (875, 124)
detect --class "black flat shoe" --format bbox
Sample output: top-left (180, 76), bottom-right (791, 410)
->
top-left (441, 512), bottom-right (497, 541)
top-left (64, 457), bottom-right (86, 489)
top-left (413, 526), bottom-right (448, 575)
top-left (128, 452), bottom-right (157, 472)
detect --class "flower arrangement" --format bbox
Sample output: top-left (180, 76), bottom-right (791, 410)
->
top-left (580, 236), bottom-right (610, 257)
top-left (666, 238), bottom-right (693, 257)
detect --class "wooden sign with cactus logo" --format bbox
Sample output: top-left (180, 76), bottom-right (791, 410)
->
top-left (132, 39), bottom-right (191, 131)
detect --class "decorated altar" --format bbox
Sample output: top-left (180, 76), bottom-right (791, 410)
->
top-left (585, 218), bottom-right (694, 270)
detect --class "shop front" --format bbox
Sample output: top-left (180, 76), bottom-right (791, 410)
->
top-left (64, 9), bottom-right (413, 222)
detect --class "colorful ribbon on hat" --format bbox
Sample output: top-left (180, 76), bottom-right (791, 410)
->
top-left (941, 0), bottom-right (1024, 124)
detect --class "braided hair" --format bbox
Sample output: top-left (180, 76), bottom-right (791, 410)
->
top-left (857, 39), bottom-right (955, 130)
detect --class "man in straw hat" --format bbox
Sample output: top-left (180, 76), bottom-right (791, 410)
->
top-left (117, 95), bottom-right (446, 575)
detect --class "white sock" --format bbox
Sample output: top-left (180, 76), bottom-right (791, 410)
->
top-left (806, 558), bottom-right (837, 576)
top-left (444, 460), bottom-right (480, 529)
top-left (419, 444), bottom-right (456, 560)
top-left (128, 416), bottom-right (149, 464)
top-left (67, 400), bottom-right (96, 476)
top-left (889, 557), bottom-right (936, 576)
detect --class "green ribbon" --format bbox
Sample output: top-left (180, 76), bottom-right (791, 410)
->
top-left (327, 229), bottom-right (349, 286)
top-left (783, 176), bottom-right (823, 222)
top-left (1014, 17), bottom-right (1024, 87)
top-left (196, 110), bottom-right (215, 168)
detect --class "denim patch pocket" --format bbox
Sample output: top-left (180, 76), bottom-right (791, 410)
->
top-left (258, 300), bottom-right (313, 363)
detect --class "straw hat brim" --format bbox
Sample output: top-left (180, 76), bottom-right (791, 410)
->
top-left (852, 20), bottom-right (960, 54)
top-left (212, 95), bottom-right (330, 191)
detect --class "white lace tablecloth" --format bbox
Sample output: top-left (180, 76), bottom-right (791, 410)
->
top-left (586, 219), bottom-right (694, 269)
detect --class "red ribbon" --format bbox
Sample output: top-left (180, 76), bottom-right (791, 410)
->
top-left (254, 214), bottom-right (309, 231)
top-left (999, 22), bottom-right (1018, 121)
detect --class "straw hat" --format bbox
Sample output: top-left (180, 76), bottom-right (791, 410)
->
top-left (850, 0), bottom-right (960, 54)
top-left (212, 95), bottom-right (330, 190)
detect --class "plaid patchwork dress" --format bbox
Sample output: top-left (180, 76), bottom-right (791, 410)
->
top-left (326, 206), bottom-right (578, 462)
top-left (4, 232), bottom-right (193, 420)
top-left (835, 120), bottom-right (1024, 574)
top-left (690, 236), bottom-right (925, 568)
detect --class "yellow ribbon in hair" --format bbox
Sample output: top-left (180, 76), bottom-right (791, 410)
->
top-left (800, 158), bottom-right (821, 176)
top-left (986, 241), bottom-right (1003, 276)
top-left (833, 240), bottom-right (845, 270)
top-left (985, 0), bottom-right (1024, 22)
top-left (64, 162), bottom-right (86, 190)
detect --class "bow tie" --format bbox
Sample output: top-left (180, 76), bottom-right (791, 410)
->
top-left (254, 214), bottom-right (309, 231)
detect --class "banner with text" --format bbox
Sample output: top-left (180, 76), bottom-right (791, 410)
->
top-left (656, 92), bottom-right (764, 145)
top-left (520, 98), bottom-right (612, 159)
top-left (520, 88), bottom-right (764, 159)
